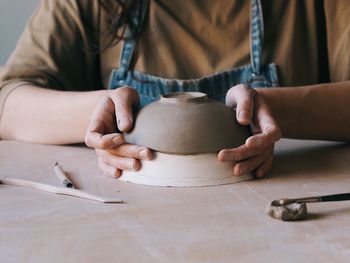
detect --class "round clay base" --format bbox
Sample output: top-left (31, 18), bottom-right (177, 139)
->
top-left (120, 152), bottom-right (253, 187)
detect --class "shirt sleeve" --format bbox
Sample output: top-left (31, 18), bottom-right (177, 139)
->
top-left (0, 0), bottom-right (103, 119)
top-left (324, 0), bottom-right (350, 82)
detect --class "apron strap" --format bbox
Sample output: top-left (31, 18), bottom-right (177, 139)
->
top-left (118, 0), bottom-right (149, 79)
top-left (119, 0), bottom-right (265, 79)
top-left (250, 0), bottom-right (264, 76)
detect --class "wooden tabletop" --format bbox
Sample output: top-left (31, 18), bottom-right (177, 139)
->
top-left (1, 139), bottom-right (350, 263)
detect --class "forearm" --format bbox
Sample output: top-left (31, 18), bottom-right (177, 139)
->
top-left (258, 81), bottom-right (350, 141)
top-left (0, 85), bottom-right (108, 144)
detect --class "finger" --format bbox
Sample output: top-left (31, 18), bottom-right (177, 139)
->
top-left (225, 84), bottom-right (257, 125)
top-left (98, 157), bottom-right (121, 178)
top-left (218, 144), bottom-right (265, 162)
top-left (87, 97), bottom-right (117, 134)
top-left (246, 95), bottom-right (281, 148)
top-left (245, 125), bottom-right (280, 149)
top-left (232, 150), bottom-right (270, 176)
top-left (110, 87), bottom-right (140, 132)
top-left (108, 144), bottom-right (153, 160)
top-left (85, 132), bottom-right (124, 149)
top-left (98, 149), bottom-right (141, 171)
top-left (254, 154), bottom-right (274, 178)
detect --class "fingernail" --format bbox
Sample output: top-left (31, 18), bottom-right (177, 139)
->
top-left (112, 136), bottom-right (123, 145)
top-left (129, 160), bottom-right (140, 171)
top-left (118, 117), bottom-right (132, 131)
top-left (233, 165), bottom-right (241, 176)
top-left (233, 164), bottom-right (247, 176)
top-left (249, 139), bottom-right (261, 148)
top-left (114, 169), bottom-right (121, 179)
top-left (238, 110), bottom-right (250, 121)
top-left (139, 149), bottom-right (149, 159)
top-left (239, 167), bottom-right (247, 175)
top-left (220, 152), bottom-right (231, 161)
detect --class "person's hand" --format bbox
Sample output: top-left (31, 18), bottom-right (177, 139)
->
top-left (85, 87), bottom-right (152, 178)
top-left (218, 84), bottom-right (281, 178)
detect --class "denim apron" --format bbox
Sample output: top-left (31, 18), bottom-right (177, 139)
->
top-left (109, 0), bottom-right (279, 107)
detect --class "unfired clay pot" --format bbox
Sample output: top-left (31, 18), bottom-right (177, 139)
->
top-left (120, 92), bottom-right (253, 187)
top-left (124, 92), bottom-right (250, 154)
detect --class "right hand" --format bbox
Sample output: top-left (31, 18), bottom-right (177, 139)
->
top-left (85, 87), bottom-right (152, 178)
top-left (218, 84), bottom-right (281, 178)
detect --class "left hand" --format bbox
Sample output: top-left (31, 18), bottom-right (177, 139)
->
top-left (218, 84), bottom-right (281, 178)
top-left (85, 87), bottom-right (152, 178)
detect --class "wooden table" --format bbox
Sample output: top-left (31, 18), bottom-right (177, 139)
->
top-left (1, 139), bottom-right (350, 262)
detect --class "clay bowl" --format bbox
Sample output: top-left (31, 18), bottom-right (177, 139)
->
top-left (124, 92), bottom-right (251, 154)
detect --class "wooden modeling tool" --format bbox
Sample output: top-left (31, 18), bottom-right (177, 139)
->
top-left (266, 193), bottom-right (350, 221)
top-left (54, 162), bottom-right (76, 189)
top-left (0, 178), bottom-right (123, 204)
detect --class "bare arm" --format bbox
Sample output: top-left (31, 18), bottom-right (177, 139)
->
top-left (0, 85), bottom-right (151, 178)
top-left (0, 0), bottom-right (105, 144)
top-left (220, 81), bottom-right (350, 178)
top-left (258, 81), bottom-right (350, 141)
top-left (0, 85), bottom-right (107, 144)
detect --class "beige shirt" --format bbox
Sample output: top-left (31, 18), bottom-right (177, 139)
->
top-left (1, 0), bottom-right (350, 114)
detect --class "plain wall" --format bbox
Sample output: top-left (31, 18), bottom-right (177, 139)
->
top-left (0, 0), bottom-right (40, 65)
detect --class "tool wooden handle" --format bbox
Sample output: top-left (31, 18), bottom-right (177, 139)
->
top-left (54, 162), bottom-right (75, 188)
top-left (0, 178), bottom-right (123, 203)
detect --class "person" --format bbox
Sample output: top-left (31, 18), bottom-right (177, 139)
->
top-left (0, 0), bottom-right (350, 179)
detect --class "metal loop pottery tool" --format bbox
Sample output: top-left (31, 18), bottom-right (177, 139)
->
top-left (266, 193), bottom-right (350, 221)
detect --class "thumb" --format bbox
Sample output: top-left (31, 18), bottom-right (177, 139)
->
top-left (226, 84), bottom-right (257, 125)
top-left (110, 87), bottom-right (140, 132)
